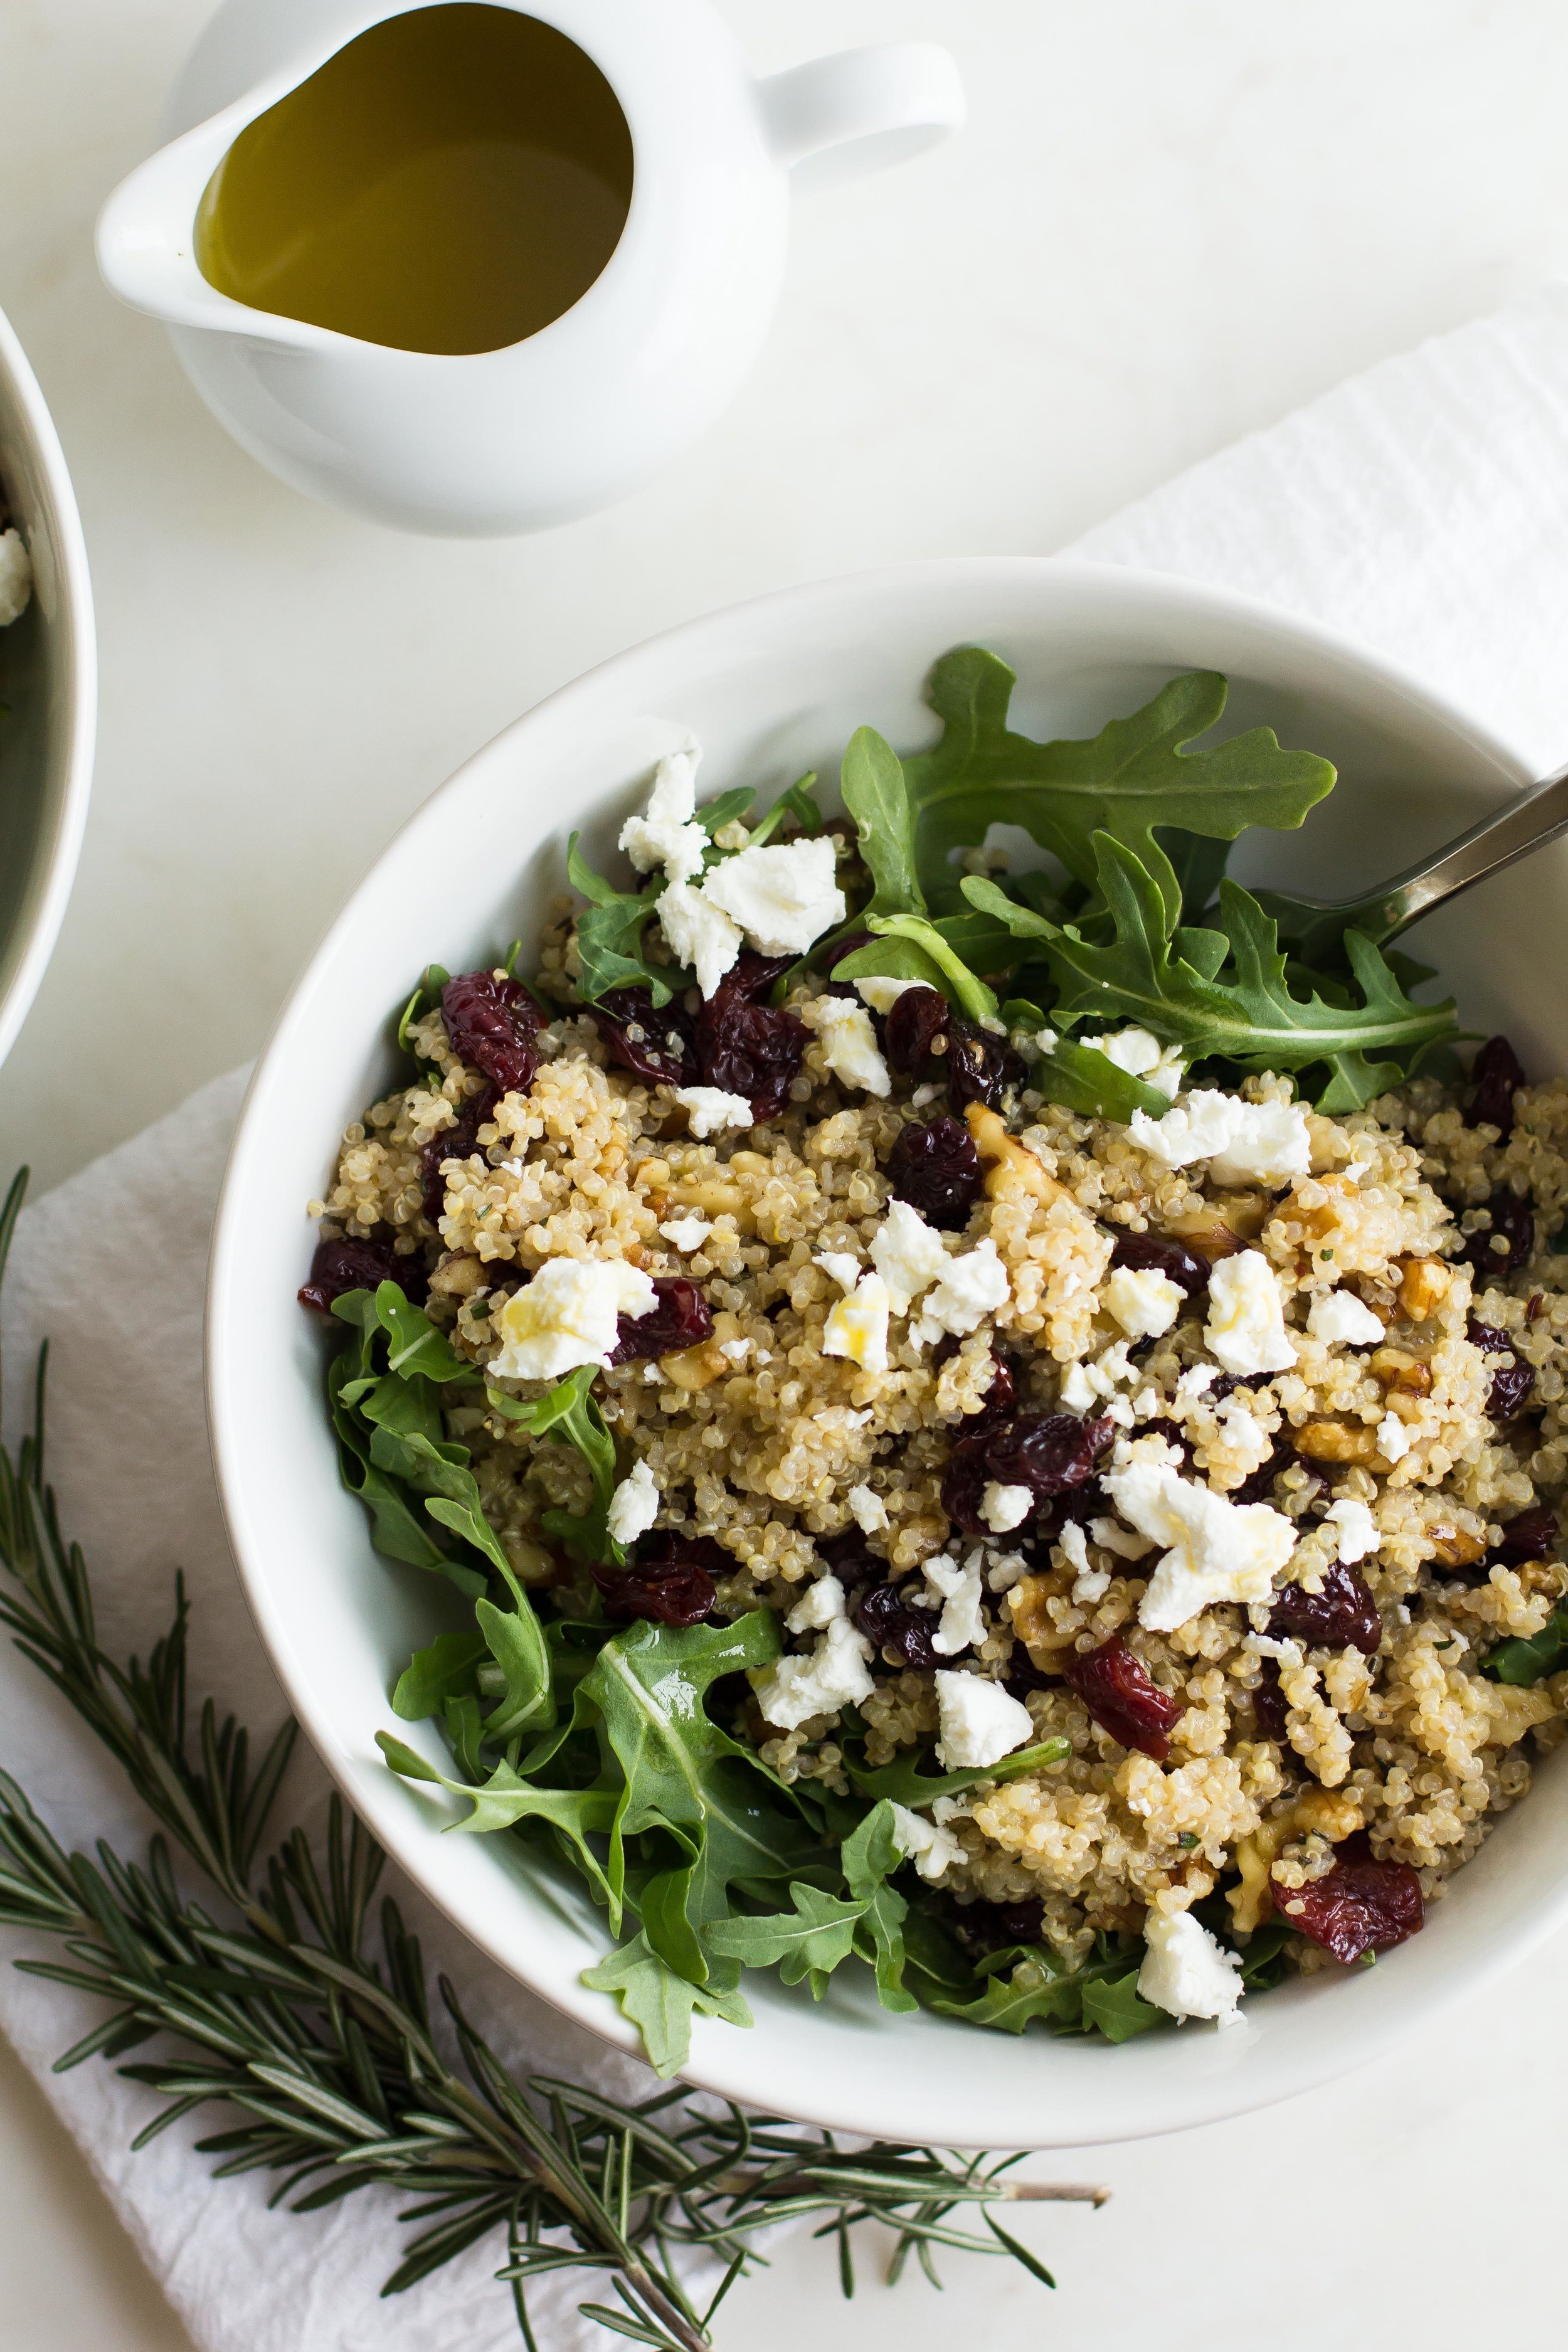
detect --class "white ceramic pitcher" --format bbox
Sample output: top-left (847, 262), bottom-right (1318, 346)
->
top-left (96, 0), bottom-right (963, 536)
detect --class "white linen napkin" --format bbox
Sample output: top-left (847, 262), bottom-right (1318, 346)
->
top-left (8, 277), bottom-right (1568, 2351)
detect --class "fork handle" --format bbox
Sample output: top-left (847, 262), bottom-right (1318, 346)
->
top-left (1315, 760), bottom-right (1568, 942)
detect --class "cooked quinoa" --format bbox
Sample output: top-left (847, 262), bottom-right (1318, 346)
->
top-left (305, 653), bottom-right (1568, 2063)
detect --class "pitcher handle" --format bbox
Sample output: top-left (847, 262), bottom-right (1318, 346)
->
top-left (759, 43), bottom-right (965, 191)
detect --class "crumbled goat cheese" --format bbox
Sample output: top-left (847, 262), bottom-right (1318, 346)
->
top-left (1059, 1520), bottom-right (1091, 1575)
top-left (617, 744), bottom-right (709, 886)
top-left (660, 1215), bottom-right (712, 1252)
top-left (657, 879), bottom-right (742, 998)
top-left (912, 1239), bottom-right (1010, 1344)
top-left (1091, 1515), bottom-right (1154, 1560)
top-left (606, 1459), bottom-right (660, 1547)
top-left (869, 1198), bottom-right (948, 1316)
top-left (1137, 1910), bottom-right (1244, 2026)
top-left (0, 529), bottom-right (31, 628)
top-left (753, 1616), bottom-right (875, 1729)
top-left (785, 1572), bottom-right (848, 1633)
top-left (1074, 1567), bottom-right (1113, 1605)
top-left (1059, 1338), bottom-right (1139, 1416)
top-left (933, 1671), bottom-right (1036, 1770)
top-left (981, 1481), bottom-right (1034, 1535)
top-left (1174, 1363), bottom-right (1218, 1408)
top-left (674, 1085), bottom-right (754, 1138)
top-left (986, 1550), bottom-right (1028, 1593)
top-left (1205, 1249), bottom-right (1298, 1377)
top-left (1104, 1264), bottom-right (1184, 1340)
top-left (815, 1251), bottom-right (862, 1293)
top-left (1060, 1360), bottom-right (1098, 1414)
top-left (847, 1482), bottom-right (889, 1534)
top-left (1324, 1496), bottom-right (1380, 1564)
top-left (1103, 1441), bottom-right (1297, 1633)
top-left (923, 1553), bottom-right (987, 1654)
top-left (719, 1337), bottom-right (752, 1362)
top-left (856, 974), bottom-right (926, 1014)
top-left (1216, 1397), bottom-right (1271, 1456)
top-left (1129, 1088), bottom-right (1311, 1186)
top-left (1079, 1025), bottom-right (1185, 1098)
top-left (489, 1256), bottom-right (656, 1381)
top-left (1377, 1411), bottom-right (1411, 1463)
top-left (1030, 1027), bottom-right (1059, 1055)
top-left (823, 1271), bottom-right (891, 1373)
top-left (1307, 1289), bottom-right (1385, 1347)
top-left (803, 995), bottom-right (891, 1096)
top-left (702, 836), bottom-right (846, 956)
top-left (889, 1803), bottom-right (966, 1882)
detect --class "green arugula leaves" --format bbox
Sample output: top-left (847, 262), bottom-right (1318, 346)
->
top-left (1485, 1605), bottom-right (1568, 1685)
top-left (566, 835), bottom-right (687, 1006)
top-left (484, 1362), bottom-right (622, 1565)
top-left (933, 1935), bottom-right (1157, 2043)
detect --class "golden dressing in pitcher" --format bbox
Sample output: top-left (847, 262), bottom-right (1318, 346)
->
top-left (194, 4), bottom-right (633, 356)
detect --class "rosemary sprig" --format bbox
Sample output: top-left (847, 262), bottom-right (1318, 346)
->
top-left (0, 1168), bottom-right (1105, 2347)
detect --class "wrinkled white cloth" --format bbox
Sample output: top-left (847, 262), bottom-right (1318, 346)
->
top-left (8, 280), bottom-right (1568, 2349)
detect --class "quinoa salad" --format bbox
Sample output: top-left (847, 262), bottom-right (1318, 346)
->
top-left (302, 647), bottom-right (1568, 2074)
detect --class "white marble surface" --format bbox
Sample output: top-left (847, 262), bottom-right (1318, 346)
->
top-left (3, 0), bottom-right (1568, 2343)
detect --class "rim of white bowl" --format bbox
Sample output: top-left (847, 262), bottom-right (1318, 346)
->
top-left (0, 305), bottom-right (95, 1071)
top-left (209, 556), bottom-right (1546, 2148)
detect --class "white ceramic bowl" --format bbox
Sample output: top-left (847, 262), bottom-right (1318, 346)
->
top-left (209, 559), bottom-right (1565, 2150)
top-left (0, 307), bottom-right (94, 1069)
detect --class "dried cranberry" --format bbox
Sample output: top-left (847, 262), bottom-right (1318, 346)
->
top-left (946, 1025), bottom-right (1028, 1112)
top-left (885, 987), bottom-right (951, 1078)
top-left (1231, 1441), bottom-right (1311, 1508)
top-left (607, 1275), bottom-right (714, 1365)
top-left (1253, 1658), bottom-right (1289, 1740)
top-left (695, 996), bottom-right (807, 1121)
top-left (950, 1895), bottom-right (1046, 1956)
top-left (1470, 1318), bottom-right (1534, 1419)
top-left (441, 970), bottom-right (544, 1098)
top-left (1269, 1831), bottom-right (1423, 1963)
top-left (714, 950), bottom-right (796, 1004)
top-left (1493, 1503), bottom-right (1559, 1564)
top-left (1004, 1650), bottom-right (1059, 1702)
top-left (1268, 1561), bottom-right (1382, 1656)
top-left (593, 1532), bottom-right (724, 1626)
top-left (299, 1234), bottom-right (427, 1312)
top-left (1063, 1635), bottom-right (1181, 1760)
top-left (965, 1352), bottom-right (1017, 1435)
top-left (853, 1578), bottom-right (943, 1668)
top-left (1459, 1192), bottom-right (1535, 1281)
top-left (1028, 1477), bottom-right (1108, 1552)
top-left (985, 1413), bottom-right (1116, 1502)
top-left (421, 1084), bottom-right (499, 1222)
top-left (590, 987), bottom-right (699, 1088)
top-left (822, 931), bottom-right (875, 973)
top-left (1466, 1035), bottom-right (1527, 1133)
top-left (1110, 1229), bottom-right (1210, 1301)
top-left (886, 1115), bottom-right (984, 1231)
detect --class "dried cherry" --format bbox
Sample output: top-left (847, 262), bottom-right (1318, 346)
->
top-left (1466, 1034), bottom-right (1527, 1133)
top-left (695, 995), bottom-right (807, 1121)
top-left (950, 1895), bottom-right (1046, 1956)
top-left (1470, 1318), bottom-right (1534, 1420)
top-left (1253, 1658), bottom-right (1289, 1740)
top-left (714, 950), bottom-right (796, 1004)
top-left (852, 1578), bottom-right (943, 1669)
top-left (1459, 1192), bottom-right (1535, 1281)
top-left (1110, 1229), bottom-right (1210, 1301)
top-left (1269, 1831), bottom-right (1423, 1963)
top-left (299, 1234), bottom-right (427, 1313)
top-left (607, 1275), bottom-right (714, 1365)
top-left (441, 970), bottom-right (544, 1098)
top-left (884, 987), bottom-right (950, 1078)
top-left (1267, 1560), bottom-right (1382, 1656)
top-left (590, 987), bottom-right (699, 1088)
top-left (941, 1412), bottom-right (1114, 1536)
top-left (886, 1116), bottom-right (984, 1231)
top-left (1493, 1503), bottom-right (1559, 1564)
top-left (945, 1026), bottom-right (1029, 1113)
top-left (1063, 1634), bottom-right (1181, 1761)
top-left (420, 1083), bottom-right (498, 1223)
top-left (593, 1532), bottom-right (725, 1627)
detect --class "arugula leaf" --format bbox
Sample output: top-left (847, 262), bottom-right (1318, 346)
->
top-left (364, 1282), bottom-right (475, 1384)
top-left (392, 1631), bottom-right (487, 1720)
top-left (488, 1364), bottom-right (622, 1565)
top-left (841, 728), bottom-right (926, 918)
top-left (397, 961), bottom-right (451, 1054)
top-left (1079, 1969), bottom-right (1158, 2043)
top-left (931, 1951), bottom-right (1079, 2033)
top-left (965, 837), bottom-right (1458, 1111)
top-left (475, 1594), bottom-right (555, 1739)
top-left (843, 1737), bottom-right (1070, 1809)
top-left (901, 649), bottom-right (1335, 926)
top-left (696, 787), bottom-right (756, 840)
top-left (840, 1799), bottom-right (917, 2013)
top-left (377, 1732), bottom-right (618, 1898)
top-left (706, 1883), bottom-right (869, 1984)
top-left (1484, 1604), bottom-right (1568, 1685)
top-left (566, 834), bottom-right (686, 1007)
top-left (748, 773), bottom-right (822, 844)
top-left (1155, 827), bottom-right (1234, 924)
top-left (864, 916), bottom-right (999, 1020)
top-left (1034, 1038), bottom-right (1171, 1123)
top-left (581, 1932), bottom-right (753, 2079)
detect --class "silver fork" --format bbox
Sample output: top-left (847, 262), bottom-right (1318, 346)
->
top-left (1255, 761), bottom-right (1568, 964)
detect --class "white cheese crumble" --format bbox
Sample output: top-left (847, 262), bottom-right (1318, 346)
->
top-left (912, 1239), bottom-right (1010, 1345)
top-left (1059, 1338), bottom-right (1138, 1417)
top-left (855, 974), bottom-right (925, 1014)
top-left (659, 1215), bottom-right (712, 1252)
top-left (1129, 1088), bottom-right (1311, 1186)
top-left (933, 1671), bottom-right (1036, 1769)
top-left (1059, 1521), bottom-right (1091, 1574)
top-left (803, 995), bottom-right (891, 1096)
top-left (605, 1458), bottom-right (660, 1547)
top-left (1079, 1025), bottom-right (1185, 1099)
top-left (753, 1616), bottom-right (875, 1729)
top-left (785, 1572), bottom-right (848, 1633)
top-left (923, 1552), bottom-right (987, 1653)
top-left (823, 1271), bottom-right (891, 1373)
top-left (1204, 1249), bottom-right (1297, 1377)
top-left (1091, 1515), bottom-right (1154, 1560)
top-left (1306, 1289), bottom-right (1385, 1347)
top-left (673, 1084), bottom-right (754, 1138)
top-left (0, 529), bottom-right (31, 628)
top-left (869, 1198), bottom-right (948, 1316)
top-left (489, 1256), bottom-right (657, 1381)
top-left (617, 744), bottom-right (709, 886)
top-left (981, 1481), bottom-right (1034, 1535)
top-left (702, 835), bottom-right (846, 955)
top-left (1103, 1441), bottom-right (1297, 1633)
top-left (814, 1250), bottom-right (862, 1293)
top-left (657, 879), bottom-right (742, 999)
top-left (1137, 1910), bottom-right (1244, 2026)
top-left (1103, 1264), bottom-right (1184, 1340)
top-left (1324, 1496), bottom-right (1379, 1564)
top-left (847, 1482), bottom-right (889, 1535)
top-left (889, 1802), bottom-right (966, 1881)
top-left (719, 1337), bottom-right (752, 1361)
top-left (1377, 1411), bottom-right (1411, 1463)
